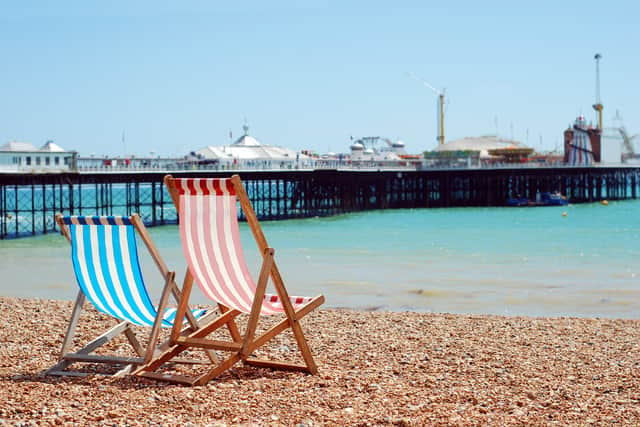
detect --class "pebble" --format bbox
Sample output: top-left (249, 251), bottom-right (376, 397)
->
top-left (1, 296), bottom-right (640, 425)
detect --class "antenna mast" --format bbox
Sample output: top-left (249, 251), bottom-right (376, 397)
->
top-left (592, 53), bottom-right (603, 129)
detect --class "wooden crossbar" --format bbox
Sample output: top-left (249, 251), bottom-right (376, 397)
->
top-left (62, 354), bottom-right (144, 365)
top-left (174, 337), bottom-right (242, 351)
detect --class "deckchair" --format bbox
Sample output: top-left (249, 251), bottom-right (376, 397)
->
top-left (136, 175), bottom-right (324, 385)
top-left (46, 213), bottom-right (212, 377)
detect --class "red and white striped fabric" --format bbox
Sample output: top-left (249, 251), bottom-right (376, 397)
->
top-left (175, 178), bottom-right (315, 315)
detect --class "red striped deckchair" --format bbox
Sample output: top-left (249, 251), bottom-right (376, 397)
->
top-left (137, 175), bottom-right (324, 385)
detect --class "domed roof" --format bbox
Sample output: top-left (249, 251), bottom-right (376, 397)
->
top-left (233, 135), bottom-right (261, 146)
top-left (232, 123), bottom-right (261, 146)
top-left (194, 122), bottom-right (306, 162)
top-left (434, 135), bottom-right (530, 159)
top-left (40, 140), bottom-right (65, 152)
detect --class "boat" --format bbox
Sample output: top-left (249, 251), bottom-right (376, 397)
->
top-left (506, 191), bottom-right (568, 207)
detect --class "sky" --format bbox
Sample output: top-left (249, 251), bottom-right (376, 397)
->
top-left (1, 1), bottom-right (639, 157)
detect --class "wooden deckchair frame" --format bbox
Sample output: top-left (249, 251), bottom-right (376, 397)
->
top-left (46, 213), bottom-right (215, 378)
top-left (136, 175), bottom-right (324, 386)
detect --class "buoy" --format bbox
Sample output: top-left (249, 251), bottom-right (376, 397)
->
top-left (601, 200), bottom-right (609, 206)
top-left (562, 212), bottom-right (568, 217)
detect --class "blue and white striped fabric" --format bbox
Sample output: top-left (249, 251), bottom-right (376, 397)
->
top-left (63, 215), bottom-right (206, 327)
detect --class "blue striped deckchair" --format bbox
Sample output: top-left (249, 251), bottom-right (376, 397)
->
top-left (47, 213), bottom-right (210, 377)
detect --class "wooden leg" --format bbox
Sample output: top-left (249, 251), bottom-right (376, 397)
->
top-left (123, 327), bottom-right (146, 357)
top-left (244, 296), bottom-right (325, 374)
top-left (144, 272), bottom-right (176, 363)
top-left (269, 261), bottom-right (320, 374)
top-left (169, 270), bottom-right (219, 364)
top-left (171, 279), bottom-right (200, 330)
top-left (240, 249), bottom-right (273, 358)
top-left (59, 291), bottom-right (86, 360)
top-left (171, 270), bottom-right (194, 343)
top-left (219, 304), bottom-right (242, 342)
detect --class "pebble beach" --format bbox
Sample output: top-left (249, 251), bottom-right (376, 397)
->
top-left (1, 297), bottom-right (639, 426)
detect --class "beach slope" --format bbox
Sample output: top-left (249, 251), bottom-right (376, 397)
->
top-left (1, 297), bottom-right (639, 425)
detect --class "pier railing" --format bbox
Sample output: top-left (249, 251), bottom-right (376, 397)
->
top-left (5, 156), bottom-right (639, 174)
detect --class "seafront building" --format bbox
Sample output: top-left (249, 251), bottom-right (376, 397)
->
top-left (564, 115), bottom-right (640, 165)
top-left (191, 124), bottom-right (313, 170)
top-left (0, 141), bottom-right (76, 172)
top-left (432, 135), bottom-right (529, 159)
top-left (2, 114), bottom-right (638, 174)
top-left (349, 136), bottom-right (408, 161)
top-left (423, 135), bottom-right (540, 167)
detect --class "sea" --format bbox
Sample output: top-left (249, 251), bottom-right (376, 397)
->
top-left (1, 200), bottom-right (638, 319)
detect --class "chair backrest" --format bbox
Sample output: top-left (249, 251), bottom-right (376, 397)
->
top-left (172, 177), bottom-right (316, 315)
top-left (62, 215), bottom-right (174, 327)
top-left (174, 178), bottom-right (264, 314)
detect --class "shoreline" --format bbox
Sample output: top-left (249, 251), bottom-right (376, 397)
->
top-left (1, 296), bottom-right (639, 425)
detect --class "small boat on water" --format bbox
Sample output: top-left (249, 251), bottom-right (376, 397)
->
top-left (506, 191), bottom-right (568, 207)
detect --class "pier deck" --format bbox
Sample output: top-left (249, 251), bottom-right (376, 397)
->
top-left (1, 166), bottom-right (639, 239)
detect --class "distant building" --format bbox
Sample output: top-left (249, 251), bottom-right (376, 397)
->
top-left (563, 116), bottom-right (601, 165)
top-left (432, 135), bottom-right (530, 158)
top-left (349, 137), bottom-right (407, 161)
top-left (0, 141), bottom-right (77, 172)
top-left (430, 135), bottom-right (534, 165)
top-left (600, 127), bottom-right (623, 164)
top-left (193, 124), bottom-right (310, 169)
top-left (594, 125), bottom-right (638, 164)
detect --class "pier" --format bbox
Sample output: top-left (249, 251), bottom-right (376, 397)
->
top-left (1, 166), bottom-right (639, 239)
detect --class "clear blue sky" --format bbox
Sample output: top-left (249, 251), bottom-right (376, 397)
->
top-left (1, 1), bottom-right (638, 157)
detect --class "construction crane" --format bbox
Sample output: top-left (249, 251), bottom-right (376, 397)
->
top-left (592, 53), bottom-right (603, 129)
top-left (407, 72), bottom-right (446, 145)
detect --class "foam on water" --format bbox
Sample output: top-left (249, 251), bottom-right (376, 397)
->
top-left (1, 200), bottom-right (638, 318)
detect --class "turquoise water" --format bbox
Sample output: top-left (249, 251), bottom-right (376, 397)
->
top-left (1, 200), bottom-right (639, 319)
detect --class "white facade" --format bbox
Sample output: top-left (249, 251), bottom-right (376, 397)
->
top-left (0, 141), bottom-right (76, 172)
top-left (349, 137), bottom-right (407, 161)
top-left (600, 128), bottom-right (623, 164)
top-left (194, 125), bottom-right (311, 169)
